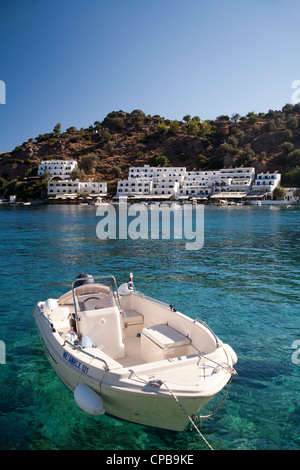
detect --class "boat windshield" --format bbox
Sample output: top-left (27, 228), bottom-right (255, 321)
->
top-left (72, 275), bottom-right (121, 317)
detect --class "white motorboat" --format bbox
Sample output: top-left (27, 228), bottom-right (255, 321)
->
top-left (33, 273), bottom-right (237, 432)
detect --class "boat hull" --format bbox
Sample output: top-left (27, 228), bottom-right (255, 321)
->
top-left (34, 307), bottom-right (227, 431)
top-left (99, 386), bottom-right (212, 431)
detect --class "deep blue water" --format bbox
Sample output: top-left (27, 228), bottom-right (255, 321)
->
top-left (0, 203), bottom-right (299, 450)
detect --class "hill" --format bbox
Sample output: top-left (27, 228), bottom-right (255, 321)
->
top-left (1, 104), bottom-right (300, 199)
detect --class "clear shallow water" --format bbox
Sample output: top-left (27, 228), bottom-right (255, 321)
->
top-left (0, 204), bottom-right (299, 450)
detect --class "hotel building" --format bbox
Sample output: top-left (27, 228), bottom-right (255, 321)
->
top-left (38, 160), bottom-right (78, 180)
top-left (116, 165), bottom-right (281, 201)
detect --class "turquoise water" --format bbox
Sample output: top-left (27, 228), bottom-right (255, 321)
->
top-left (0, 204), bottom-right (299, 450)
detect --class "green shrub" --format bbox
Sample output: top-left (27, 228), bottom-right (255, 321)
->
top-left (157, 122), bottom-right (168, 134)
top-left (217, 142), bottom-right (234, 156)
top-left (169, 120), bottom-right (180, 133)
top-left (199, 121), bottom-right (212, 137)
top-left (183, 114), bottom-right (191, 123)
top-left (283, 167), bottom-right (300, 186)
top-left (66, 126), bottom-right (77, 133)
top-left (279, 142), bottom-right (294, 153)
top-left (288, 149), bottom-right (300, 165)
top-left (152, 155), bottom-right (169, 167)
top-left (247, 112), bottom-right (259, 124)
top-left (79, 153), bottom-right (98, 172)
top-left (53, 123), bottom-right (61, 135)
top-left (184, 119), bottom-right (200, 135)
top-left (286, 117), bottom-right (298, 129)
top-left (0, 176), bottom-right (8, 192)
top-left (110, 166), bottom-right (122, 178)
top-left (70, 168), bottom-right (86, 181)
top-left (197, 154), bottom-right (207, 169)
top-left (273, 186), bottom-right (286, 200)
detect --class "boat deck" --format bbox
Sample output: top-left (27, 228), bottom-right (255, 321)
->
top-left (118, 336), bottom-right (144, 367)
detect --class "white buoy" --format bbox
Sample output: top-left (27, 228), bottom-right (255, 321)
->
top-left (74, 384), bottom-right (105, 416)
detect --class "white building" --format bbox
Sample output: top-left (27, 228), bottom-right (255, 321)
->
top-left (48, 180), bottom-right (107, 197)
top-left (117, 165), bottom-right (186, 197)
top-left (183, 168), bottom-right (254, 198)
top-left (117, 179), bottom-right (153, 196)
top-left (180, 184), bottom-right (212, 198)
top-left (283, 188), bottom-right (300, 204)
top-left (219, 167), bottom-right (255, 181)
top-left (79, 181), bottom-right (107, 196)
top-left (48, 180), bottom-right (79, 195)
top-left (128, 166), bottom-right (186, 181)
top-left (152, 181), bottom-right (180, 196)
top-left (184, 170), bottom-right (218, 184)
top-left (38, 160), bottom-right (78, 180)
top-left (252, 172), bottom-right (281, 193)
top-left (116, 165), bottom-right (281, 201)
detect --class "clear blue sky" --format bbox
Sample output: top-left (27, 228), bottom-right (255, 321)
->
top-left (0, 0), bottom-right (300, 153)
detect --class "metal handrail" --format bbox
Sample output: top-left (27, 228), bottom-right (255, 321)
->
top-left (132, 292), bottom-right (220, 348)
top-left (193, 318), bottom-right (220, 348)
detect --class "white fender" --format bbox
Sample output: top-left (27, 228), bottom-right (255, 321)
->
top-left (74, 384), bottom-right (105, 416)
top-left (44, 298), bottom-right (58, 313)
top-left (223, 343), bottom-right (238, 365)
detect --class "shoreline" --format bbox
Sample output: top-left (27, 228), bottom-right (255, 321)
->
top-left (1, 198), bottom-right (299, 207)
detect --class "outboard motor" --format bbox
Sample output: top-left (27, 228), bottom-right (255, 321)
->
top-left (73, 272), bottom-right (95, 288)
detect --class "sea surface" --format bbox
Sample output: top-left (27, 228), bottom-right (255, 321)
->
top-left (0, 203), bottom-right (299, 451)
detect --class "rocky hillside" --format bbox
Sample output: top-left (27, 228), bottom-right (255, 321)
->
top-left (1, 104), bottom-right (300, 198)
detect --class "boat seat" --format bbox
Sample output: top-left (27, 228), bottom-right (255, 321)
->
top-left (58, 284), bottom-right (112, 306)
top-left (141, 324), bottom-right (191, 362)
top-left (78, 291), bottom-right (115, 311)
top-left (123, 310), bottom-right (144, 336)
top-left (78, 306), bottom-right (125, 360)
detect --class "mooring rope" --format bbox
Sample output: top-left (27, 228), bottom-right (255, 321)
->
top-left (129, 369), bottom-right (213, 450)
top-left (128, 356), bottom-right (238, 451)
top-left (159, 379), bottom-right (214, 451)
top-left (194, 354), bottom-right (238, 420)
